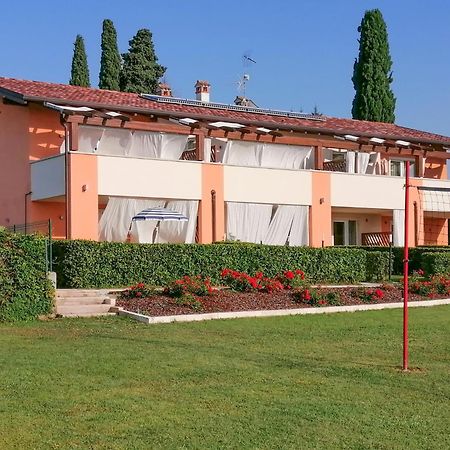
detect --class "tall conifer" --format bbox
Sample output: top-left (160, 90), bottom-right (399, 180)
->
top-left (352, 9), bottom-right (396, 123)
top-left (69, 35), bottom-right (90, 87)
top-left (120, 29), bottom-right (166, 94)
top-left (99, 19), bottom-right (121, 90)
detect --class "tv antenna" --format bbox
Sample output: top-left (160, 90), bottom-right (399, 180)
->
top-left (237, 51), bottom-right (256, 98)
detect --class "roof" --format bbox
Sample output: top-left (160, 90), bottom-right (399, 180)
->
top-left (1, 76), bottom-right (449, 146)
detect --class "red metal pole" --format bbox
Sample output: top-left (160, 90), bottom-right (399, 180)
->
top-left (403, 161), bottom-right (410, 371)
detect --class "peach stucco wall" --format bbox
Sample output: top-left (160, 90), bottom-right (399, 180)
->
top-left (0, 102), bottom-right (31, 226)
top-left (310, 171), bottom-right (332, 247)
top-left (0, 102), bottom-right (66, 235)
top-left (424, 157), bottom-right (446, 180)
top-left (199, 164), bottom-right (224, 243)
top-left (68, 153), bottom-right (98, 240)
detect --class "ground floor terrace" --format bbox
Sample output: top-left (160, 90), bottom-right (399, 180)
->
top-left (21, 152), bottom-right (450, 247)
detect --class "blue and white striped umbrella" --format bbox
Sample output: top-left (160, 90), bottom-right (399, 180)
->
top-left (132, 207), bottom-right (188, 222)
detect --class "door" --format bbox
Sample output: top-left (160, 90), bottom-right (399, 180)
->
top-left (333, 220), bottom-right (357, 245)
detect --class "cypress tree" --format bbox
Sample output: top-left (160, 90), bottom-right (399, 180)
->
top-left (120, 28), bottom-right (166, 94)
top-left (69, 35), bottom-right (90, 87)
top-left (99, 19), bottom-right (121, 91)
top-left (351, 9), bottom-right (396, 123)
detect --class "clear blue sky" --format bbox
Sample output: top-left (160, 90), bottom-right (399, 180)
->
top-left (2, 0), bottom-right (450, 137)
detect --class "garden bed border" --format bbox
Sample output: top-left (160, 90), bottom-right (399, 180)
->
top-left (117, 298), bottom-right (450, 325)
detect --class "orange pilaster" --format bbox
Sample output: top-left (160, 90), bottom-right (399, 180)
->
top-left (310, 171), bottom-right (332, 247)
top-left (68, 153), bottom-right (98, 240)
top-left (199, 164), bottom-right (224, 243)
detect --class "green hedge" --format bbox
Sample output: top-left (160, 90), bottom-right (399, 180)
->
top-left (422, 252), bottom-right (450, 276)
top-left (0, 230), bottom-right (54, 321)
top-left (53, 241), bottom-right (371, 288)
top-left (341, 246), bottom-right (450, 274)
top-left (365, 251), bottom-right (391, 281)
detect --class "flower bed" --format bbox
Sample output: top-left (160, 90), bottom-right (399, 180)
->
top-left (117, 270), bottom-right (450, 318)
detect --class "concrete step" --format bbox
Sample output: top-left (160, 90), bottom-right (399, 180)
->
top-left (61, 312), bottom-right (118, 318)
top-left (56, 304), bottom-right (115, 317)
top-left (56, 297), bottom-right (115, 306)
top-left (56, 289), bottom-right (118, 298)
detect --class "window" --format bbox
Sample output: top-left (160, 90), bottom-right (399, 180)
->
top-left (389, 159), bottom-right (416, 177)
top-left (333, 220), bottom-right (357, 245)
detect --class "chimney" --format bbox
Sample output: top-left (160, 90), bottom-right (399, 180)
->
top-left (195, 80), bottom-right (210, 102)
top-left (157, 82), bottom-right (172, 97)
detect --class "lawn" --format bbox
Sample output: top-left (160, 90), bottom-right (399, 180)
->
top-left (0, 307), bottom-right (449, 449)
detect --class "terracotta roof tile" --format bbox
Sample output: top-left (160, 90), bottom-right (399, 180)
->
top-left (1, 77), bottom-right (449, 145)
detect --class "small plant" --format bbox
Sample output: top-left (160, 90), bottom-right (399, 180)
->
top-left (175, 293), bottom-right (203, 311)
top-left (119, 283), bottom-right (155, 300)
top-left (278, 269), bottom-right (307, 290)
top-left (293, 287), bottom-right (320, 306)
top-left (220, 269), bottom-right (262, 292)
top-left (323, 291), bottom-right (342, 306)
top-left (164, 275), bottom-right (214, 298)
top-left (357, 288), bottom-right (385, 304)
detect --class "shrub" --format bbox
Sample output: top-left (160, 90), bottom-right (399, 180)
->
top-left (277, 269), bottom-right (307, 289)
top-left (354, 288), bottom-right (385, 303)
top-left (175, 293), bottom-right (203, 311)
top-left (365, 251), bottom-right (391, 281)
top-left (409, 275), bottom-right (450, 297)
top-left (164, 275), bottom-right (214, 298)
top-left (422, 252), bottom-right (450, 276)
top-left (53, 241), bottom-right (368, 288)
top-left (0, 229), bottom-right (54, 321)
top-left (118, 283), bottom-right (155, 300)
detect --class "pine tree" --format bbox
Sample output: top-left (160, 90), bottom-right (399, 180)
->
top-left (120, 29), bottom-right (166, 94)
top-left (69, 35), bottom-right (90, 87)
top-left (351, 9), bottom-right (396, 123)
top-left (99, 19), bottom-right (121, 91)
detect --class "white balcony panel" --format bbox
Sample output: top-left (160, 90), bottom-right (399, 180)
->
top-left (98, 156), bottom-right (201, 200)
top-left (331, 173), bottom-right (404, 209)
top-left (224, 166), bottom-right (312, 205)
top-left (31, 155), bottom-right (65, 200)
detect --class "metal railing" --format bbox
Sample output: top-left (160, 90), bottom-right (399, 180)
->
top-left (323, 160), bottom-right (347, 172)
top-left (6, 219), bottom-right (53, 272)
top-left (361, 232), bottom-right (392, 247)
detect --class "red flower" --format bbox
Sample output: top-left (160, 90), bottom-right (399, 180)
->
top-left (285, 270), bottom-right (294, 280)
top-left (303, 289), bottom-right (311, 301)
top-left (374, 289), bottom-right (384, 299)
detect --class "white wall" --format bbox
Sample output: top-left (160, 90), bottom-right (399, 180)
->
top-left (98, 156), bottom-right (202, 199)
top-left (30, 155), bottom-right (65, 200)
top-left (331, 172), bottom-right (404, 209)
top-left (224, 166), bottom-right (312, 205)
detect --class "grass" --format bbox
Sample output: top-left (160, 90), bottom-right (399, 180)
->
top-left (0, 307), bottom-right (449, 449)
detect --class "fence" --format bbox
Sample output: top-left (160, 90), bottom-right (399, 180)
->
top-left (6, 219), bottom-right (53, 272)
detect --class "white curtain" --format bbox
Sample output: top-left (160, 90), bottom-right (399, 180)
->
top-left (347, 151), bottom-right (356, 173)
top-left (393, 209), bottom-right (405, 246)
top-left (99, 197), bottom-right (164, 242)
top-left (99, 197), bottom-right (198, 243)
top-left (128, 131), bottom-right (160, 158)
top-left (96, 128), bottom-right (133, 156)
top-left (357, 152), bottom-right (371, 174)
top-left (156, 200), bottom-right (199, 244)
top-left (262, 205), bottom-right (309, 246)
top-left (222, 140), bottom-right (314, 169)
top-left (79, 126), bottom-right (105, 153)
top-left (366, 152), bottom-right (378, 175)
top-left (222, 140), bottom-right (263, 166)
top-left (226, 202), bottom-right (273, 243)
top-left (77, 126), bottom-right (188, 160)
top-left (160, 133), bottom-right (189, 160)
top-left (288, 205), bottom-right (309, 246)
